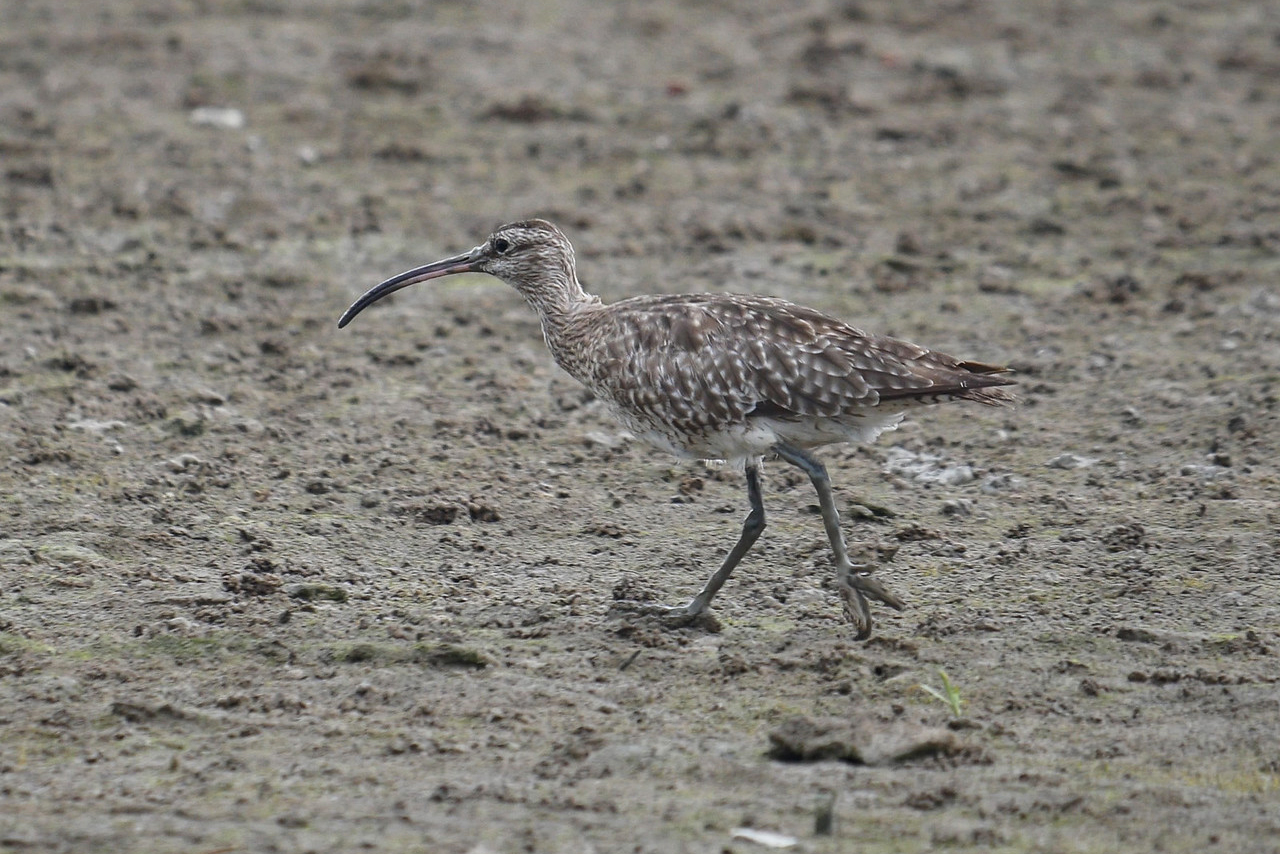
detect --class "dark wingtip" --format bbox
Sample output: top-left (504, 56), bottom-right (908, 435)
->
top-left (957, 359), bottom-right (1016, 377)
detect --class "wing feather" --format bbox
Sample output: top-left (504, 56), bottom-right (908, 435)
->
top-left (568, 293), bottom-right (1013, 433)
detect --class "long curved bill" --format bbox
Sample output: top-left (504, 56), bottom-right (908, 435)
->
top-left (337, 247), bottom-right (482, 328)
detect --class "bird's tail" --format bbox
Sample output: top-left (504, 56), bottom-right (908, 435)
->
top-left (955, 360), bottom-right (1016, 405)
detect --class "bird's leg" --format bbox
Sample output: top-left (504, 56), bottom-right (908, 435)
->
top-left (772, 442), bottom-right (905, 640)
top-left (617, 460), bottom-right (765, 623)
top-left (678, 459), bottom-right (766, 616)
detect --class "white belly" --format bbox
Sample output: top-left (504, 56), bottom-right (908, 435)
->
top-left (617, 409), bottom-right (905, 466)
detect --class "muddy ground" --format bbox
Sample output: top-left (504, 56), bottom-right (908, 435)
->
top-left (2, 1), bottom-right (1279, 851)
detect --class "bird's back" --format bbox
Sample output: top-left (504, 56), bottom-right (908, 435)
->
top-left (548, 292), bottom-right (1014, 462)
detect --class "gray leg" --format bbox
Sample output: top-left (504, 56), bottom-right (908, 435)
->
top-left (677, 459), bottom-right (766, 615)
top-left (621, 459), bottom-right (766, 622)
top-left (773, 442), bottom-right (904, 640)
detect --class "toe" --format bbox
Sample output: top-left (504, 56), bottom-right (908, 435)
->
top-left (839, 586), bottom-right (873, 640)
top-left (850, 570), bottom-right (905, 611)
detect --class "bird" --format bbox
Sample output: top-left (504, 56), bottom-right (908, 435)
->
top-left (338, 219), bottom-right (1014, 640)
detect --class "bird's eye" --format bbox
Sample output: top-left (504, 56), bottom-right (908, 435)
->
top-left (492, 237), bottom-right (511, 254)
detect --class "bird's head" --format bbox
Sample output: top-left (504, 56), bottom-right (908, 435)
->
top-left (338, 219), bottom-right (580, 328)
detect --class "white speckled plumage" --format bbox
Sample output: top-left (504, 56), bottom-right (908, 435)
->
top-left (339, 219), bottom-right (1015, 640)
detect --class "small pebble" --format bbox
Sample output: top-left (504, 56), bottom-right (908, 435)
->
top-left (166, 453), bottom-right (203, 472)
top-left (730, 827), bottom-right (798, 849)
top-left (189, 106), bottom-right (245, 129)
top-left (1046, 453), bottom-right (1098, 469)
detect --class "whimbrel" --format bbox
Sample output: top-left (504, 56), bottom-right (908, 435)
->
top-left (339, 219), bottom-right (1014, 639)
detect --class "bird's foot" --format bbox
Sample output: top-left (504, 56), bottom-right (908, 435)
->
top-left (838, 565), bottom-right (905, 641)
top-left (608, 600), bottom-right (722, 632)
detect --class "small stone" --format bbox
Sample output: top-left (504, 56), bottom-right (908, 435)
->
top-left (468, 502), bottom-right (501, 522)
top-left (895, 231), bottom-right (923, 255)
top-left (164, 616), bottom-right (201, 634)
top-left (1046, 453), bottom-right (1097, 469)
top-left (164, 410), bottom-right (206, 437)
top-left (582, 430), bottom-right (623, 448)
top-left (1180, 463), bottom-right (1229, 480)
top-left (165, 453), bottom-right (203, 472)
top-left (67, 417), bottom-right (127, 434)
top-left (189, 106), bottom-right (245, 129)
top-left (189, 387), bottom-right (227, 405)
top-left (1120, 406), bottom-right (1145, 427)
top-left (730, 828), bottom-right (798, 849)
top-left (67, 295), bottom-right (117, 315)
top-left (977, 264), bottom-right (1017, 293)
top-left (980, 473), bottom-right (1018, 493)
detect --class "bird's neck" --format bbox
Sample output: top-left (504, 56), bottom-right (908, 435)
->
top-left (518, 276), bottom-right (602, 384)
top-left (517, 274), bottom-right (602, 330)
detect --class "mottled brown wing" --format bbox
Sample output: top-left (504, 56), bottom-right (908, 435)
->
top-left (582, 294), bottom-right (1011, 431)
